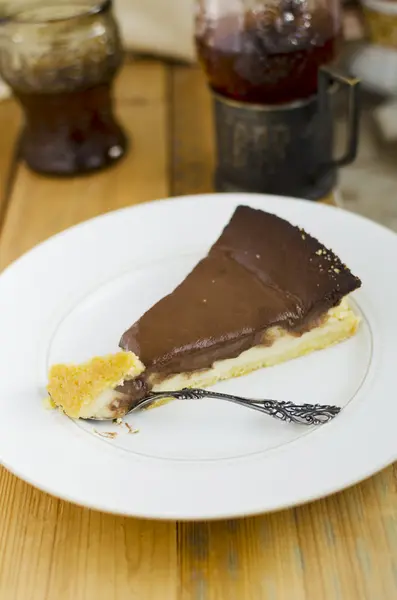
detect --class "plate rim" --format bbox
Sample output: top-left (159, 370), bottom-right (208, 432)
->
top-left (1, 192), bottom-right (396, 520)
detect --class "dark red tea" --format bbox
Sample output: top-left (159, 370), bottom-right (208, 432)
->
top-left (196, 8), bottom-right (341, 105)
top-left (15, 81), bottom-right (126, 176)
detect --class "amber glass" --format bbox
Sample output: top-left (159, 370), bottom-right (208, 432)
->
top-left (0, 0), bottom-right (126, 175)
top-left (195, 0), bottom-right (342, 105)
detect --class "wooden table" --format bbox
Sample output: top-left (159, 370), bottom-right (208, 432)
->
top-left (0, 59), bottom-right (396, 600)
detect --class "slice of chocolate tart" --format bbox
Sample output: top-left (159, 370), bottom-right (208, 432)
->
top-left (48, 205), bottom-right (361, 419)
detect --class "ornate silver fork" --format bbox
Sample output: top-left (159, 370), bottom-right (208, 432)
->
top-left (115, 388), bottom-right (341, 426)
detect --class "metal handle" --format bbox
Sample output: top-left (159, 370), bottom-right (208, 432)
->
top-left (136, 388), bottom-right (341, 425)
top-left (318, 66), bottom-right (360, 167)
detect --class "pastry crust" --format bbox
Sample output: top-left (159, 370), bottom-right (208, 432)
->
top-left (47, 352), bottom-right (145, 419)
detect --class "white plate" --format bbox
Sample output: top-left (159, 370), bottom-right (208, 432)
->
top-left (0, 193), bottom-right (396, 520)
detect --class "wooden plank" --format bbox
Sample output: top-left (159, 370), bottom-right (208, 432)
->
top-left (170, 65), bottom-right (215, 196)
top-left (0, 61), bottom-right (169, 269)
top-left (177, 472), bottom-right (397, 600)
top-left (0, 476), bottom-right (177, 600)
top-left (0, 60), bottom-right (177, 600)
top-left (170, 63), bottom-right (397, 600)
top-left (0, 99), bottom-right (21, 231)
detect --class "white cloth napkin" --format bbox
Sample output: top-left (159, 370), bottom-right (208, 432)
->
top-left (0, 0), bottom-right (196, 101)
top-left (115, 0), bottom-right (195, 62)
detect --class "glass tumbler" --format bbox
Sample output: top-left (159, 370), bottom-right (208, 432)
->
top-left (0, 0), bottom-right (127, 176)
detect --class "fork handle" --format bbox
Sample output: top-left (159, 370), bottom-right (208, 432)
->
top-left (139, 389), bottom-right (341, 426)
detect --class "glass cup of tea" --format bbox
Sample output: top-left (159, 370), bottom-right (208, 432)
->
top-left (195, 0), bottom-right (360, 200)
top-left (0, 0), bottom-right (127, 176)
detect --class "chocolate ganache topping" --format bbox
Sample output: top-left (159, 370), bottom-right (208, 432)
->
top-left (118, 205), bottom-right (361, 400)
